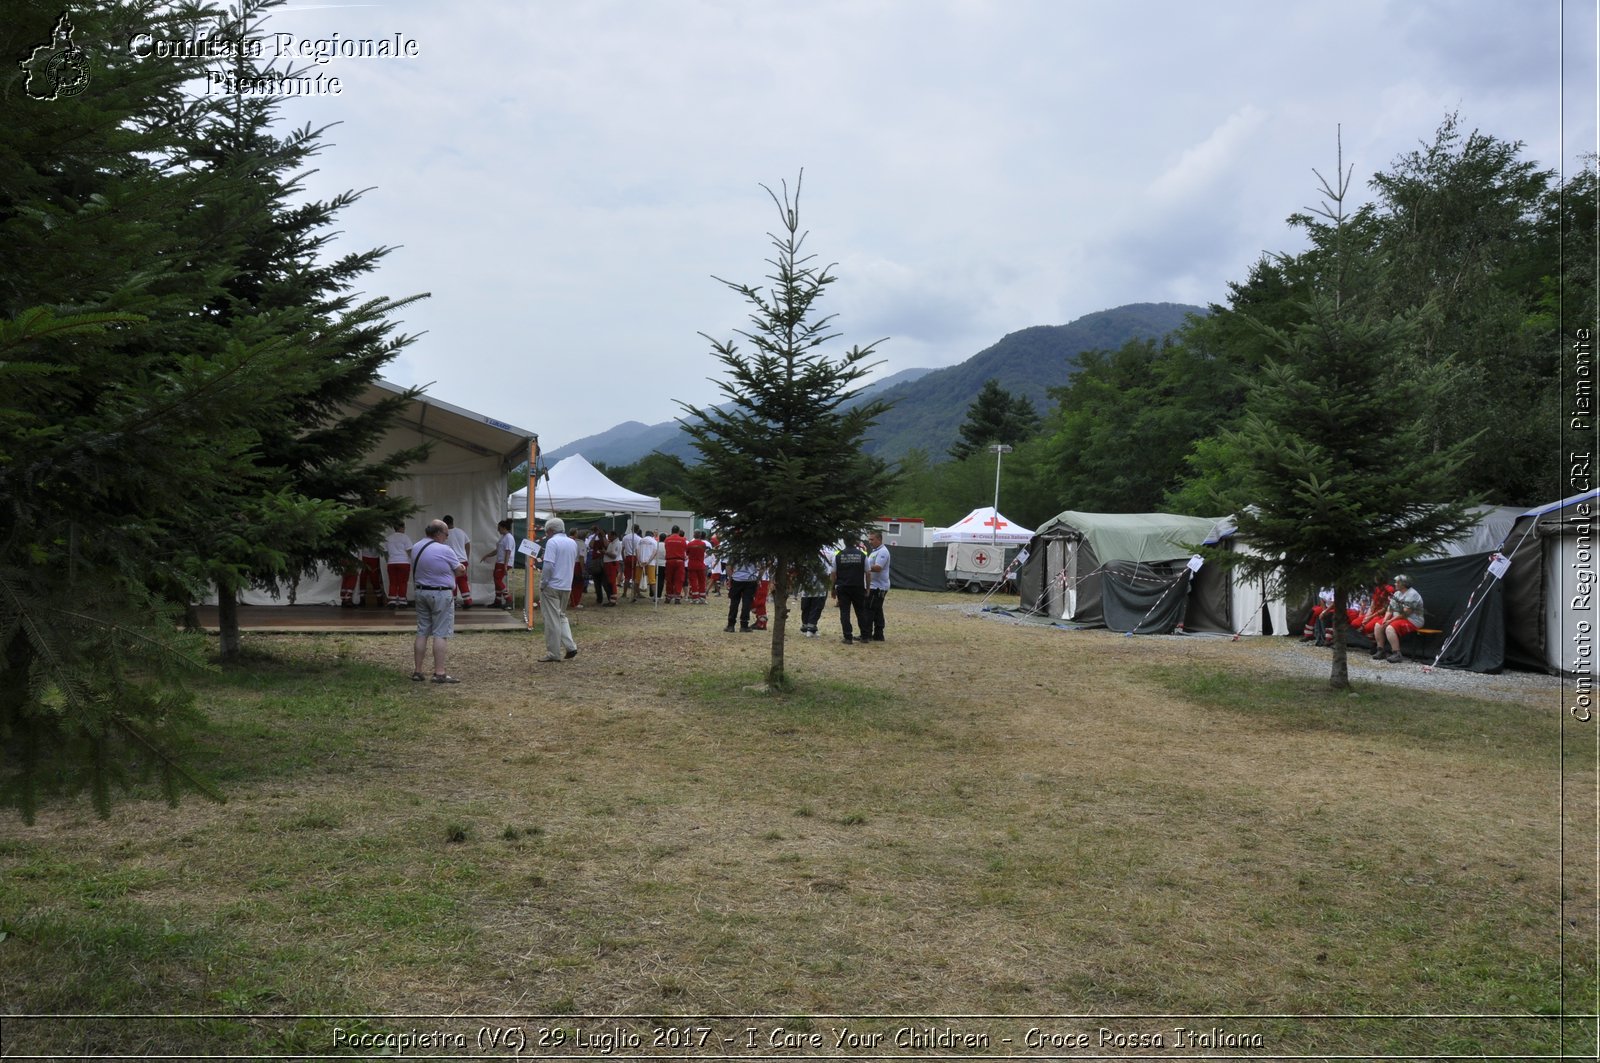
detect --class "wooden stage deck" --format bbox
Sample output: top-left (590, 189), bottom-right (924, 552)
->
top-left (194, 604), bottom-right (529, 634)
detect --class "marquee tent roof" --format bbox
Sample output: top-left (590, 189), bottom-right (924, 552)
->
top-left (362, 378), bottom-right (536, 474)
top-left (509, 453), bottom-right (661, 515)
top-left (930, 507), bottom-right (1034, 544)
top-left (1036, 510), bottom-right (1218, 563)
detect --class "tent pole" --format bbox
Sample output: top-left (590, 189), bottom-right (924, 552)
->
top-left (525, 440), bottom-right (539, 630)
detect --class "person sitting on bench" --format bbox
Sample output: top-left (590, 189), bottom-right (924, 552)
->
top-left (1371, 574), bottom-right (1424, 664)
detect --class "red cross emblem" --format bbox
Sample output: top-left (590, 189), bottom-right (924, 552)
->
top-left (982, 517), bottom-right (1008, 530)
top-left (974, 551), bottom-right (989, 566)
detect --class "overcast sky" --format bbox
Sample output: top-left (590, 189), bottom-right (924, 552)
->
top-left (249, 0), bottom-right (1598, 453)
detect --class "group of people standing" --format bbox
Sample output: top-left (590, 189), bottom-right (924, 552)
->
top-left (344, 516), bottom-right (518, 612)
top-left (724, 530), bottom-right (892, 644)
top-left (545, 524), bottom-right (719, 607)
top-left (407, 518), bottom-right (901, 681)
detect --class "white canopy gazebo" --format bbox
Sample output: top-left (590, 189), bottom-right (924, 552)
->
top-left (930, 507), bottom-right (1034, 587)
top-left (509, 453), bottom-right (661, 517)
top-left (930, 506), bottom-right (1034, 545)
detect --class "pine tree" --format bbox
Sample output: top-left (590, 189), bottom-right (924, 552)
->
top-left (178, 1), bottom-right (428, 660)
top-left (1216, 140), bottom-right (1478, 690)
top-left (681, 174), bottom-right (898, 689)
top-left (0, 0), bottom-right (427, 818)
top-left (949, 379), bottom-right (1039, 460)
top-left (0, 0), bottom-right (285, 819)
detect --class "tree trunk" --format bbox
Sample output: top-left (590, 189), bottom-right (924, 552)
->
top-left (1329, 586), bottom-right (1350, 691)
top-left (765, 564), bottom-right (790, 689)
top-left (217, 578), bottom-right (242, 664)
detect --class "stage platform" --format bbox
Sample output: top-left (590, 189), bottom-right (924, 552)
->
top-left (195, 604), bottom-right (528, 634)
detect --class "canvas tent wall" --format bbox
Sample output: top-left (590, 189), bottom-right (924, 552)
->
top-left (1504, 489), bottom-right (1600, 674)
top-left (232, 380), bottom-right (536, 606)
top-left (1183, 519), bottom-right (1288, 637)
top-left (508, 453), bottom-right (662, 516)
top-left (1018, 511), bottom-right (1218, 629)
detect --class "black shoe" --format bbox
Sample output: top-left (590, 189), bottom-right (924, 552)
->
top-left (842, 636), bottom-right (853, 644)
top-left (871, 636), bottom-right (885, 642)
top-left (564, 648), bottom-right (578, 660)
top-left (724, 624), bottom-right (736, 632)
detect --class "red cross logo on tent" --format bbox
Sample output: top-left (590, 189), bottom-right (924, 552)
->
top-left (983, 516), bottom-right (1008, 530)
top-left (974, 551), bottom-right (989, 567)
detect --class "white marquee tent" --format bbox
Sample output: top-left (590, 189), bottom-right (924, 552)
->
top-left (508, 453), bottom-right (662, 517)
top-left (229, 379), bottom-right (536, 606)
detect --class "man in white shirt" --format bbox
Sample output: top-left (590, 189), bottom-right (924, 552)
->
top-left (635, 530), bottom-right (658, 602)
top-left (443, 515), bottom-right (473, 609)
top-left (537, 518), bottom-right (579, 662)
top-left (865, 531), bottom-right (892, 642)
top-left (621, 525), bottom-right (640, 595)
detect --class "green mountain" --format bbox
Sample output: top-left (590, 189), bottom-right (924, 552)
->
top-left (544, 303), bottom-right (1204, 466)
top-left (862, 302), bottom-right (1204, 459)
top-left (543, 366), bottom-right (936, 466)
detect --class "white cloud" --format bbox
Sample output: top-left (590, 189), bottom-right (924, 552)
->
top-left (237, 0), bottom-right (1598, 449)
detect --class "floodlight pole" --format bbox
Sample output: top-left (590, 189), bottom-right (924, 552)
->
top-left (989, 443), bottom-right (1012, 546)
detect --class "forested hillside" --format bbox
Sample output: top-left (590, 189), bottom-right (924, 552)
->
top-left (860, 302), bottom-right (1202, 457)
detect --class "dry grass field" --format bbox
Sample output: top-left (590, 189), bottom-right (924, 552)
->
top-left (1, 590), bottom-right (1594, 1058)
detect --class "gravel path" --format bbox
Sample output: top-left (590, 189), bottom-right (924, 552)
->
top-left (965, 603), bottom-right (1568, 706)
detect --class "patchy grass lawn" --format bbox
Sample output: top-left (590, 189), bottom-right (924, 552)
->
top-left (1, 593), bottom-right (1593, 1057)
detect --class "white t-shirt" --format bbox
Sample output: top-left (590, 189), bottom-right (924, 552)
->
top-left (497, 532), bottom-right (515, 565)
top-left (447, 526), bottom-right (471, 562)
top-left (384, 531), bottom-right (412, 565)
top-left (868, 545), bottom-right (892, 590)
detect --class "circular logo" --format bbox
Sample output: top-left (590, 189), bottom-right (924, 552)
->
top-left (47, 48), bottom-right (89, 98)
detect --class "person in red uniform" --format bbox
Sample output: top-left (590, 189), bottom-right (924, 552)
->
top-left (384, 522), bottom-right (412, 606)
top-left (662, 526), bottom-right (688, 604)
top-left (1355, 581), bottom-right (1394, 638)
top-left (750, 561), bottom-right (771, 629)
top-left (685, 530), bottom-right (709, 603)
top-left (340, 543), bottom-right (385, 607)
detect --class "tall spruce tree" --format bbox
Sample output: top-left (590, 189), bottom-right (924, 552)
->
top-left (1216, 142), bottom-right (1478, 691)
top-left (180, 1), bottom-right (428, 660)
top-left (0, 0), bottom-right (427, 819)
top-left (681, 174), bottom-right (897, 689)
top-left (949, 379), bottom-right (1039, 460)
top-left (1, 0), bottom-right (284, 819)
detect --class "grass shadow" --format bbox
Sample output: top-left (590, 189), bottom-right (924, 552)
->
top-left (677, 670), bottom-right (934, 738)
top-left (1150, 665), bottom-right (1558, 765)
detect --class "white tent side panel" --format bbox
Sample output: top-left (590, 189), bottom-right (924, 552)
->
top-left (1227, 542), bottom-right (1287, 636)
top-left (225, 383), bottom-right (533, 607)
top-left (1060, 540), bottom-right (1077, 620)
top-left (233, 463), bottom-right (509, 606)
